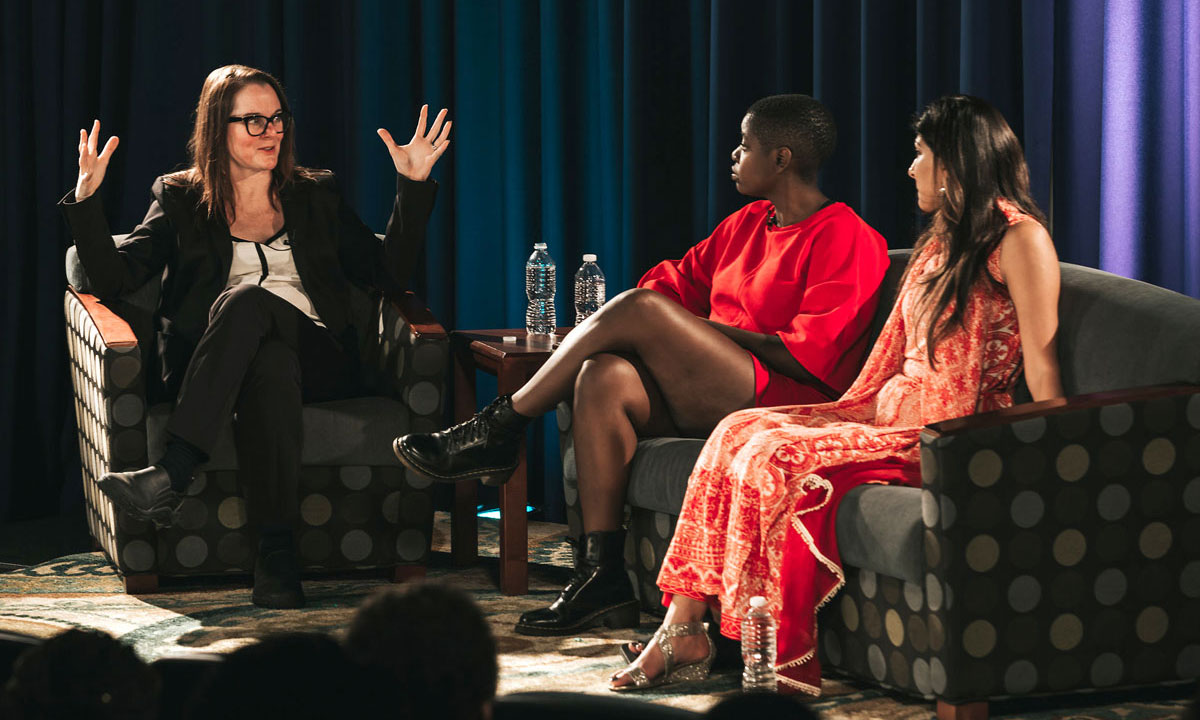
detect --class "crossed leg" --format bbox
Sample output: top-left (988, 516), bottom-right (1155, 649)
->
top-left (504, 288), bottom-right (757, 642)
top-left (510, 288), bottom-right (758, 534)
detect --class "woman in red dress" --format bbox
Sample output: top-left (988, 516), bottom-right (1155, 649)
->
top-left (610, 95), bottom-right (1064, 692)
top-left (394, 95), bottom-right (890, 637)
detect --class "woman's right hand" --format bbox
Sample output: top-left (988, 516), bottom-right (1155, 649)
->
top-left (75, 119), bottom-right (120, 201)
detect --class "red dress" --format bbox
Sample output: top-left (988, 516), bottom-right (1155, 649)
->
top-left (638, 200), bottom-right (889, 404)
top-left (657, 200), bottom-right (1032, 694)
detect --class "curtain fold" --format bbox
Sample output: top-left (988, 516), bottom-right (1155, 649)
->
top-left (3, 0), bottom-right (1197, 521)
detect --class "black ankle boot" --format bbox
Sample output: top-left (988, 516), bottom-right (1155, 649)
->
top-left (97, 466), bottom-right (182, 528)
top-left (252, 531), bottom-right (305, 609)
top-left (392, 395), bottom-right (529, 486)
top-left (515, 530), bottom-right (640, 636)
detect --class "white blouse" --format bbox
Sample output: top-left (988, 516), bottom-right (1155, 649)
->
top-left (226, 230), bottom-right (325, 327)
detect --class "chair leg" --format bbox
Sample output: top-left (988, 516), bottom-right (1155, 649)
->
top-left (123, 573), bottom-right (159, 594)
top-left (392, 565), bottom-right (426, 583)
top-left (937, 700), bottom-right (988, 720)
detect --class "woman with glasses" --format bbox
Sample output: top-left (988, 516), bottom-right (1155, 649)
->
top-left (59, 64), bottom-right (450, 608)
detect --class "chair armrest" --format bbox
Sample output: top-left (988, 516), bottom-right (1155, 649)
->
top-left (385, 290), bottom-right (447, 340)
top-left (916, 384), bottom-right (1199, 701)
top-left (922, 384), bottom-right (1200, 438)
top-left (67, 287), bottom-right (139, 348)
top-left (64, 286), bottom-right (149, 469)
top-left (65, 288), bottom-right (155, 576)
top-left (374, 291), bottom-right (449, 418)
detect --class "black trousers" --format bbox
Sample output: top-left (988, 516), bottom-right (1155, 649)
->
top-left (166, 284), bottom-right (360, 528)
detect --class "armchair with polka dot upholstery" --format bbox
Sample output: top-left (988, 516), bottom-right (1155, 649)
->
top-left (64, 237), bottom-right (448, 594)
top-left (558, 248), bottom-right (1200, 718)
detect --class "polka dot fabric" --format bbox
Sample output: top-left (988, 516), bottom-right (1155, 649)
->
top-left (557, 402), bottom-right (584, 545)
top-left (154, 465), bottom-right (432, 575)
top-left (65, 291), bottom-right (156, 578)
top-left (626, 507), bottom-right (676, 615)
top-left (819, 389), bottom-right (1200, 702)
top-left (65, 288), bottom-right (444, 584)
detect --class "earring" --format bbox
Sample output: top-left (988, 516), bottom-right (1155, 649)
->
top-left (938, 187), bottom-right (946, 194)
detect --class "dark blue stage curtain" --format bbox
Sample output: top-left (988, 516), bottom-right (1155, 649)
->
top-left (2, 0), bottom-right (1197, 522)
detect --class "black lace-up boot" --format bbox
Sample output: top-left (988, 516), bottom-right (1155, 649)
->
top-left (515, 530), bottom-right (639, 636)
top-left (392, 395), bottom-right (530, 486)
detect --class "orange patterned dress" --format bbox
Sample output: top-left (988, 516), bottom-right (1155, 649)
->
top-left (657, 200), bottom-right (1032, 694)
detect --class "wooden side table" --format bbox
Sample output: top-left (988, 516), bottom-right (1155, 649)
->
top-left (451, 328), bottom-right (570, 595)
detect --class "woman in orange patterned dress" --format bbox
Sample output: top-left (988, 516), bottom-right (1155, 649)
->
top-left (610, 95), bottom-right (1064, 692)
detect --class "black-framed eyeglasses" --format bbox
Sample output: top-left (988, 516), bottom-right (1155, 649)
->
top-left (228, 110), bottom-right (292, 136)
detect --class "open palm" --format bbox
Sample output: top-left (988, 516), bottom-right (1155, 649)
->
top-left (75, 119), bottom-right (120, 201)
top-left (376, 105), bottom-right (451, 182)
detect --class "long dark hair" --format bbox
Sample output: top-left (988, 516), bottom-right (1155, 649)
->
top-left (909, 94), bottom-right (1048, 365)
top-left (164, 64), bottom-right (309, 222)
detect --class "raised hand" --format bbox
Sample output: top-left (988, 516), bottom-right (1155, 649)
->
top-left (75, 119), bottom-right (120, 201)
top-left (376, 104), bottom-right (451, 182)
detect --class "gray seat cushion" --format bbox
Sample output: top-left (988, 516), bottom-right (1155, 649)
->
top-left (625, 437), bottom-right (923, 583)
top-left (626, 438), bottom-right (707, 514)
top-left (833, 484), bottom-right (923, 583)
top-left (1055, 263), bottom-right (1200, 394)
top-left (147, 396), bottom-right (411, 470)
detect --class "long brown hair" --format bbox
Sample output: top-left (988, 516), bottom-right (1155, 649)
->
top-left (165, 65), bottom-right (302, 222)
top-left (909, 95), bottom-right (1048, 365)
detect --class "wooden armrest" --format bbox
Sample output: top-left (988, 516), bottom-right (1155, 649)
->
top-left (68, 287), bottom-right (138, 349)
top-left (386, 290), bottom-right (447, 340)
top-left (923, 384), bottom-right (1200, 437)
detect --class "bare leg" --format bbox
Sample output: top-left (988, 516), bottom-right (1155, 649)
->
top-left (610, 595), bottom-right (711, 689)
top-left (511, 289), bottom-right (756, 427)
top-left (572, 353), bottom-right (679, 532)
top-left (510, 291), bottom-right (757, 636)
top-left (523, 289), bottom-right (755, 532)
top-left (396, 288), bottom-right (756, 491)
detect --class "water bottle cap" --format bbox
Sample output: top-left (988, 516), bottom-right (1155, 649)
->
top-left (582, 253), bottom-right (597, 262)
top-left (534, 243), bottom-right (548, 249)
top-left (749, 596), bottom-right (767, 608)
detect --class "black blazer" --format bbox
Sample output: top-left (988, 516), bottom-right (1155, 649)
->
top-left (60, 171), bottom-right (437, 402)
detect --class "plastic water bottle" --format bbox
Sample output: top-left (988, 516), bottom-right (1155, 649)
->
top-left (573, 254), bottom-right (606, 325)
top-left (525, 243), bottom-right (556, 335)
top-left (741, 595), bottom-right (778, 692)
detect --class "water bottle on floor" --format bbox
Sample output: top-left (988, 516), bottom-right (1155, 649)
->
top-left (573, 254), bottom-right (606, 325)
top-left (742, 595), bottom-right (777, 692)
top-left (525, 243), bottom-right (556, 335)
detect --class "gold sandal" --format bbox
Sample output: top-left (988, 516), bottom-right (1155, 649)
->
top-left (609, 621), bottom-right (715, 692)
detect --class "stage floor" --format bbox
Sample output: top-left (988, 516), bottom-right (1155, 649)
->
top-left (0, 513), bottom-right (1191, 718)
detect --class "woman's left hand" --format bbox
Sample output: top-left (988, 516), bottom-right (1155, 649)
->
top-left (376, 104), bottom-right (451, 182)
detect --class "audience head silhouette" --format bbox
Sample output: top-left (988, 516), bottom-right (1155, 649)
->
top-left (346, 581), bottom-right (499, 720)
top-left (704, 692), bottom-right (820, 719)
top-left (186, 631), bottom-right (373, 720)
top-left (0, 628), bottom-right (159, 720)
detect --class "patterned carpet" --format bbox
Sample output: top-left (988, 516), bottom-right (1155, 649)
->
top-left (0, 513), bottom-right (1191, 717)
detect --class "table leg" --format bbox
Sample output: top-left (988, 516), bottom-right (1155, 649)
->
top-left (497, 365), bottom-right (531, 595)
top-left (452, 480), bottom-right (478, 566)
top-left (451, 339), bottom-right (478, 566)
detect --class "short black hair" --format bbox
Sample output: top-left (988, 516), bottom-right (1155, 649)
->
top-left (345, 582), bottom-right (498, 720)
top-left (745, 94), bottom-right (837, 181)
top-left (0, 629), bottom-right (160, 720)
